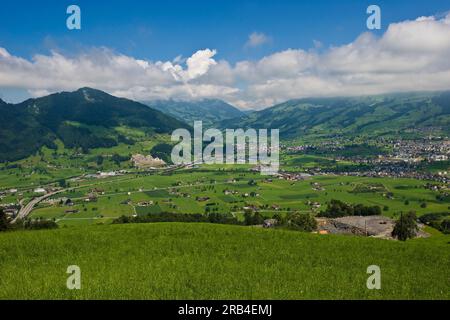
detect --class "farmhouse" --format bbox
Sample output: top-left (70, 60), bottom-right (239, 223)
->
top-left (263, 219), bottom-right (278, 228)
top-left (137, 201), bottom-right (154, 207)
top-left (85, 193), bottom-right (98, 202)
top-left (34, 188), bottom-right (46, 194)
top-left (3, 208), bottom-right (18, 217)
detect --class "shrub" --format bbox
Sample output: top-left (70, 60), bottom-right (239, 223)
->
top-left (23, 219), bottom-right (58, 230)
top-left (418, 212), bottom-right (449, 232)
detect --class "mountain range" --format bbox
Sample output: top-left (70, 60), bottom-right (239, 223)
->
top-left (143, 99), bottom-right (244, 126)
top-left (218, 91), bottom-right (450, 139)
top-left (1, 88), bottom-right (449, 163)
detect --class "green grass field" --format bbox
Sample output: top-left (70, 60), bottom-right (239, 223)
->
top-left (0, 223), bottom-right (448, 300)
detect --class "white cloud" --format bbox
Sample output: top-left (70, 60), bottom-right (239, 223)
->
top-left (1, 13), bottom-right (450, 109)
top-left (245, 32), bottom-right (271, 48)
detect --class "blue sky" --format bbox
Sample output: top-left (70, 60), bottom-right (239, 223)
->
top-left (1, 0), bottom-right (450, 107)
top-left (1, 0), bottom-right (447, 62)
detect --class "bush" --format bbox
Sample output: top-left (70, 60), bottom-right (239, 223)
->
top-left (22, 219), bottom-right (58, 230)
top-left (440, 219), bottom-right (450, 234)
top-left (0, 209), bottom-right (11, 232)
top-left (418, 212), bottom-right (450, 233)
top-left (392, 212), bottom-right (418, 241)
top-left (286, 213), bottom-right (317, 232)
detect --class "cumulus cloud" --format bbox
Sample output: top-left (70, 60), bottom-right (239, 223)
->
top-left (1, 13), bottom-right (450, 109)
top-left (245, 32), bottom-right (271, 48)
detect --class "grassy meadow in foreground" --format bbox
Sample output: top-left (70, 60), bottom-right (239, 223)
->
top-left (0, 223), bottom-right (448, 300)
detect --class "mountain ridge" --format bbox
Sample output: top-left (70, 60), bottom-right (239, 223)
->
top-left (218, 91), bottom-right (450, 139)
top-left (0, 88), bottom-right (189, 162)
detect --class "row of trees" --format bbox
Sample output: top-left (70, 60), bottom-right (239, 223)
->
top-left (318, 199), bottom-right (381, 218)
top-left (113, 212), bottom-right (240, 225)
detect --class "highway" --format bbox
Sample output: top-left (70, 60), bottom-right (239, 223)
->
top-left (12, 190), bottom-right (64, 223)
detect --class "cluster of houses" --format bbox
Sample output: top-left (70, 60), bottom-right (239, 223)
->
top-left (310, 182), bottom-right (325, 191)
top-left (335, 167), bottom-right (448, 183)
top-left (0, 203), bottom-right (20, 217)
top-left (131, 154), bottom-right (166, 169)
top-left (223, 189), bottom-right (260, 198)
top-left (390, 139), bottom-right (449, 163)
top-left (306, 201), bottom-right (322, 210)
top-left (168, 189), bottom-right (191, 198)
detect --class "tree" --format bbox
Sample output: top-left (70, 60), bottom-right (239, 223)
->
top-left (286, 213), bottom-right (317, 232)
top-left (0, 209), bottom-right (11, 232)
top-left (252, 212), bottom-right (265, 225)
top-left (58, 179), bottom-right (67, 188)
top-left (96, 155), bottom-right (104, 166)
top-left (248, 179), bottom-right (257, 186)
top-left (392, 212), bottom-right (418, 241)
top-left (243, 211), bottom-right (264, 225)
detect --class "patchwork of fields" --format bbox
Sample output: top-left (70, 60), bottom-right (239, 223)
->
top-left (25, 166), bottom-right (449, 226)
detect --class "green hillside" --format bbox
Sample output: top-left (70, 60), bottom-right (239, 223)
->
top-left (219, 92), bottom-right (450, 140)
top-left (144, 99), bottom-right (243, 126)
top-left (0, 88), bottom-right (188, 162)
top-left (0, 223), bottom-right (447, 299)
